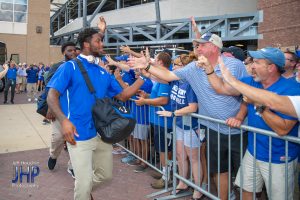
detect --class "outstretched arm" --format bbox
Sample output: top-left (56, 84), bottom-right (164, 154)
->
top-left (120, 45), bottom-right (143, 58)
top-left (220, 61), bottom-right (298, 118)
top-left (190, 16), bottom-right (201, 39)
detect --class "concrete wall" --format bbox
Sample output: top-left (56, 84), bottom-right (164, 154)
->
top-left (55, 0), bottom-right (257, 36)
top-left (49, 45), bottom-right (63, 64)
top-left (258, 0), bottom-right (300, 48)
top-left (0, 0), bottom-right (51, 65)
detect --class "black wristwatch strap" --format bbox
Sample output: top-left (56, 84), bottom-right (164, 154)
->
top-left (206, 70), bottom-right (214, 75)
top-left (145, 64), bottom-right (151, 72)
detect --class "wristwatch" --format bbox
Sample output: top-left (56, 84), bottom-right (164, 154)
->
top-left (255, 105), bottom-right (266, 114)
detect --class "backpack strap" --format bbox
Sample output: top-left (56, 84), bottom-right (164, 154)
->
top-left (73, 58), bottom-right (96, 95)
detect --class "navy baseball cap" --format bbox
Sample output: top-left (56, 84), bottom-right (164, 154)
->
top-left (248, 47), bottom-right (285, 68)
top-left (222, 46), bottom-right (246, 61)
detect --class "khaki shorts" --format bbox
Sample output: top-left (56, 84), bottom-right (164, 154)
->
top-left (235, 150), bottom-right (296, 200)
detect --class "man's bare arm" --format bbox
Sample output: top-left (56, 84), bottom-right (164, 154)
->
top-left (261, 109), bottom-right (297, 136)
top-left (220, 63), bottom-right (298, 118)
top-left (114, 78), bottom-right (144, 101)
top-left (47, 88), bottom-right (67, 123)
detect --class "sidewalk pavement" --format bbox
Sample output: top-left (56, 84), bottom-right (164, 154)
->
top-left (0, 92), bottom-right (191, 200)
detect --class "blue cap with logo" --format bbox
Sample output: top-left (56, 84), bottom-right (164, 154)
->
top-left (115, 55), bottom-right (129, 62)
top-left (248, 47), bottom-right (285, 68)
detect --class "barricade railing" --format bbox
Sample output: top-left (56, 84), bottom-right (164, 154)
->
top-left (117, 99), bottom-right (173, 196)
top-left (165, 113), bottom-right (300, 200)
top-left (116, 100), bottom-right (300, 200)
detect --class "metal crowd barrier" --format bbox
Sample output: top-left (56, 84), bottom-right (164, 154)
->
top-left (117, 100), bottom-right (300, 200)
top-left (117, 99), bottom-right (173, 197)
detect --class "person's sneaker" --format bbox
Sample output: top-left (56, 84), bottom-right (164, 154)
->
top-left (34, 98), bottom-right (38, 102)
top-left (134, 165), bottom-right (148, 173)
top-left (149, 170), bottom-right (162, 179)
top-left (48, 157), bottom-right (57, 170)
top-left (127, 159), bottom-right (140, 166)
top-left (10, 100), bottom-right (14, 104)
top-left (3, 101), bottom-right (7, 104)
top-left (151, 178), bottom-right (167, 189)
top-left (121, 155), bottom-right (136, 163)
top-left (67, 167), bottom-right (75, 179)
top-left (27, 98), bottom-right (31, 102)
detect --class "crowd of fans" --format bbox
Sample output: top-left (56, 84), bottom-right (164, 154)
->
top-left (2, 16), bottom-right (299, 200)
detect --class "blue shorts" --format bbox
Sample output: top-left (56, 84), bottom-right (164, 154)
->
top-left (151, 124), bottom-right (172, 152)
top-left (38, 77), bottom-right (44, 81)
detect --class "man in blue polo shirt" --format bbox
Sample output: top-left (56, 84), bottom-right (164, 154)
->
top-left (47, 28), bottom-right (146, 200)
top-left (202, 47), bottom-right (299, 200)
top-left (4, 61), bottom-right (17, 104)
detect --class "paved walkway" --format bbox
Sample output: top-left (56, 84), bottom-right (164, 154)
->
top-left (0, 91), bottom-right (192, 200)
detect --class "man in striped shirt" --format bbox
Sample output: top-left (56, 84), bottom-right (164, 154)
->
top-left (130, 33), bottom-right (248, 200)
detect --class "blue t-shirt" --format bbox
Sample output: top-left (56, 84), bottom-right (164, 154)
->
top-left (47, 56), bottom-right (123, 141)
top-left (26, 67), bottom-right (39, 83)
top-left (241, 76), bottom-right (300, 163)
top-left (121, 70), bottom-right (135, 85)
top-left (149, 82), bottom-right (172, 128)
top-left (131, 78), bottom-right (153, 124)
top-left (6, 67), bottom-right (17, 80)
top-left (170, 80), bottom-right (198, 130)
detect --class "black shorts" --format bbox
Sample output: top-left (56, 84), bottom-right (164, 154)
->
top-left (151, 124), bottom-right (172, 152)
top-left (202, 126), bottom-right (248, 174)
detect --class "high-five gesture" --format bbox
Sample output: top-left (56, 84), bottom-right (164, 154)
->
top-left (218, 56), bottom-right (236, 84)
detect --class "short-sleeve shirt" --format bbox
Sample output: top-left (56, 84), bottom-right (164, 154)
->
top-left (131, 78), bottom-right (153, 125)
top-left (241, 76), bottom-right (300, 163)
top-left (149, 82), bottom-right (172, 128)
top-left (47, 56), bottom-right (123, 141)
top-left (173, 55), bottom-right (248, 135)
top-left (26, 67), bottom-right (39, 83)
top-left (6, 67), bottom-right (17, 80)
top-left (170, 80), bottom-right (198, 129)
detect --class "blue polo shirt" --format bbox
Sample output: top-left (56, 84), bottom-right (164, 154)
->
top-left (47, 56), bottom-right (123, 141)
top-left (170, 80), bottom-right (198, 130)
top-left (26, 67), bottom-right (39, 83)
top-left (6, 67), bottom-right (17, 80)
top-left (149, 82), bottom-right (172, 128)
top-left (241, 76), bottom-right (300, 163)
top-left (131, 78), bottom-right (153, 124)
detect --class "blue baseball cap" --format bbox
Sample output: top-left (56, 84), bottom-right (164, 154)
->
top-left (115, 55), bottom-right (129, 61)
top-left (248, 47), bottom-right (285, 68)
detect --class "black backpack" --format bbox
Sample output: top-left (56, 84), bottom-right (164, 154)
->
top-left (74, 58), bottom-right (136, 144)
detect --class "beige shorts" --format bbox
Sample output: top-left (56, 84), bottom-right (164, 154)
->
top-left (235, 150), bottom-right (297, 200)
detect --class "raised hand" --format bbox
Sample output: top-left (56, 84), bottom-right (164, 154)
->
top-left (97, 16), bottom-right (106, 33)
top-left (120, 45), bottom-right (131, 54)
top-left (127, 52), bottom-right (148, 69)
top-left (190, 16), bottom-right (197, 32)
top-left (105, 55), bottom-right (117, 66)
top-left (61, 118), bottom-right (79, 145)
top-left (218, 56), bottom-right (235, 84)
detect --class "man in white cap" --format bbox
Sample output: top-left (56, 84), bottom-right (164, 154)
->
top-left (130, 32), bottom-right (248, 200)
